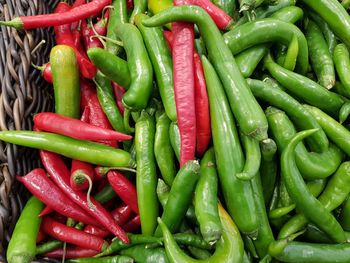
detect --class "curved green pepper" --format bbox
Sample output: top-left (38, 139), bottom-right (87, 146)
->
top-left (158, 204), bottom-right (244, 263)
top-left (7, 197), bottom-right (44, 263)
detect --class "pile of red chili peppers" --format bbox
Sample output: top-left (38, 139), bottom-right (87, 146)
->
top-left (4, 0), bottom-right (350, 262)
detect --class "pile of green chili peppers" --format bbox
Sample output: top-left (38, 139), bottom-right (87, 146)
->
top-left (6, 0), bottom-right (350, 262)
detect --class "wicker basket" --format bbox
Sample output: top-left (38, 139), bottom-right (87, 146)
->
top-left (0, 0), bottom-right (63, 262)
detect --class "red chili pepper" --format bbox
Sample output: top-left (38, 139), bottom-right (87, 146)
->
top-left (107, 171), bottom-right (139, 214)
top-left (94, 17), bottom-right (107, 36)
top-left (44, 246), bottom-right (99, 259)
top-left (70, 160), bottom-right (95, 191)
top-left (1, 0), bottom-right (112, 30)
top-left (123, 215), bottom-right (141, 233)
top-left (80, 80), bottom-right (118, 147)
top-left (34, 112), bottom-right (132, 141)
top-left (53, 2), bottom-right (97, 79)
top-left (171, 7), bottom-right (196, 167)
top-left (72, 0), bottom-right (87, 8)
top-left (163, 30), bottom-right (173, 49)
top-left (17, 169), bottom-right (96, 226)
top-left (84, 204), bottom-right (133, 238)
top-left (81, 20), bottom-right (104, 50)
top-left (42, 63), bottom-right (53, 83)
top-left (112, 82), bottom-right (126, 115)
top-left (70, 106), bottom-right (95, 191)
top-left (127, 0), bottom-right (134, 10)
top-left (185, 0), bottom-right (233, 29)
top-left (40, 151), bottom-right (129, 243)
top-left (36, 228), bottom-right (46, 243)
top-left (193, 52), bottom-right (211, 156)
top-left (42, 217), bottom-right (108, 251)
top-left (39, 206), bottom-right (53, 217)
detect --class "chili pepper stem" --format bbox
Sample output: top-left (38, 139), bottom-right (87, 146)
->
top-left (76, 172), bottom-right (96, 211)
top-left (90, 35), bottom-right (123, 47)
top-left (0, 18), bottom-right (24, 30)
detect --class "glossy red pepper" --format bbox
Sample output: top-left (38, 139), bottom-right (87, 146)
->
top-left (112, 82), bottom-right (126, 115)
top-left (44, 246), bottom-right (99, 259)
top-left (107, 171), bottom-right (139, 214)
top-left (84, 204), bottom-right (133, 238)
top-left (17, 168), bottom-right (96, 225)
top-left (42, 217), bottom-right (108, 251)
top-left (172, 1), bottom-right (196, 166)
top-left (81, 20), bottom-right (104, 50)
top-left (193, 52), bottom-right (211, 156)
top-left (70, 107), bottom-right (96, 191)
top-left (36, 229), bottom-right (46, 243)
top-left (0, 0), bottom-right (112, 30)
top-left (80, 79), bottom-right (117, 147)
top-left (34, 112), bottom-right (132, 141)
top-left (123, 215), bottom-right (141, 233)
top-left (39, 206), bottom-right (53, 217)
top-left (53, 2), bottom-right (97, 79)
top-left (40, 151), bottom-right (129, 243)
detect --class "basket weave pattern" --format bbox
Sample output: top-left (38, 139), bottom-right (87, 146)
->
top-left (0, 0), bottom-right (60, 261)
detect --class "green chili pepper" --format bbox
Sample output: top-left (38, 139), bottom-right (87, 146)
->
top-left (224, 18), bottom-right (308, 75)
top-left (195, 148), bottom-right (222, 244)
top-left (259, 138), bottom-right (278, 205)
top-left (303, 224), bottom-right (334, 244)
top-left (299, 0), bottom-right (350, 49)
top-left (339, 196), bottom-right (350, 231)
top-left (87, 48), bottom-right (131, 88)
top-left (120, 244), bottom-right (170, 263)
top-left (269, 204), bottom-right (296, 219)
top-left (148, 0), bottom-right (173, 15)
top-left (235, 5), bottom-right (304, 79)
top-left (156, 178), bottom-right (198, 226)
top-left (157, 178), bottom-right (170, 208)
top-left (236, 132), bottom-right (261, 180)
top-left (194, 37), bottom-right (207, 58)
top-left (0, 131), bottom-right (135, 167)
top-left (187, 246), bottom-right (212, 260)
top-left (305, 19), bottom-right (335, 89)
top-left (115, 23), bottom-right (153, 110)
top-left (95, 72), bottom-right (126, 134)
top-left (135, 110), bottom-right (158, 235)
top-left (154, 160), bottom-right (200, 236)
top-left (135, 14), bottom-right (177, 122)
top-left (105, 0), bottom-right (127, 55)
top-left (157, 204), bottom-right (244, 263)
top-left (96, 234), bottom-right (162, 257)
top-left (94, 185), bottom-right (117, 204)
top-left (50, 45), bottom-right (80, 119)
top-left (334, 43), bottom-right (350, 95)
top-left (235, 45), bottom-right (268, 78)
top-left (211, 0), bottom-right (236, 18)
top-left (36, 240), bottom-right (63, 255)
top-left (129, 0), bottom-right (147, 24)
top-left (154, 111), bottom-right (176, 186)
top-left (67, 255), bottom-right (134, 263)
top-left (169, 122), bottom-right (180, 162)
top-left (279, 161), bottom-right (350, 240)
top-left (202, 56), bottom-right (259, 237)
top-left (306, 9), bottom-right (337, 55)
top-left (264, 53), bottom-right (345, 117)
top-left (282, 34), bottom-right (298, 71)
top-left (339, 102), bottom-right (350, 124)
top-left (248, 78), bottom-right (325, 149)
top-left (249, 80), bottom-right (342, 173)
top-left (143, 5), bottom-right (268, 141)
top-left (269, 240), bottom-right (350, 263)
top-left (305, 104), bottom-right (350, 156)
top-left (250, 172), bottom-right (275, 258)
top-left (280, 129), bottom-right (347, 243)
top-left (7, 196), bottom-right (44, 263)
